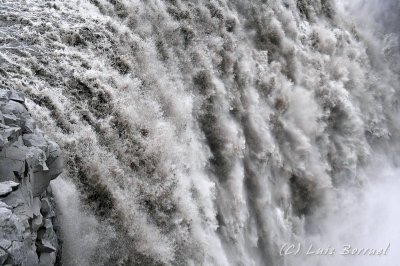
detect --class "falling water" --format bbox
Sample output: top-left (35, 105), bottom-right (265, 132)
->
top-left (0, 0), bottom-right (399, 265)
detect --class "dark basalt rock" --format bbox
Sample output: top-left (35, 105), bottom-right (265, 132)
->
top-left (0, 90), bottom-right (63, 266)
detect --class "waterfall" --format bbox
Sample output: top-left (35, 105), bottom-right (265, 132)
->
top-left (1, 0), bottom-right (399, 265)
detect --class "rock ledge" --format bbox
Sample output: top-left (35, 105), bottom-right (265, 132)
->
top-left (0, 90), bottom-right (63, 266)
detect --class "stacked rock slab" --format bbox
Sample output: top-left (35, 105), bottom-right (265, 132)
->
top-left (0, 91), bottom-right (63, 266)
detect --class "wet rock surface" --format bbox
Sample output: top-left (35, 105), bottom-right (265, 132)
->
top-left (0, 90), bottom-right (63, 266)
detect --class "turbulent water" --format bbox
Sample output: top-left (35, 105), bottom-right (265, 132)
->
top-left (1, 0), bottom-right (399, 265)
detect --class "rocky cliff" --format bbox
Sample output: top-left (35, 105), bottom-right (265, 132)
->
top-left (0, 90), bottom-right (63, 266)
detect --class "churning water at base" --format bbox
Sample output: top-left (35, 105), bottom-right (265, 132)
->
top-left (1, 0), bottom-right (399, 265)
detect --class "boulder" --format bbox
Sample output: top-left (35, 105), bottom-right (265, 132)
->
top-left (32, 197), bottom-right (41, 216)
top-left (40, 198), bottom-right (51, 216)
top-left (38, 252), bottom-right (56, 266)
top-left (0, 248), bottom-right (8, 265)
top-left (22, 134), bottom-right (48, 152)
top-left (31, 214), bottom-right (43, 232)
top-left (36, 240), bottom-right (56, 253)
top-left (0, 181), bottom-right (19, 197)
top-left (8, 91), bottom-right (25, 103)
top-left (0, 125), bottom-right (22, 148)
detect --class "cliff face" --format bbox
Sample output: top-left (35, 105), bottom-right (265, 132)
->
top-left (0, 91), bottom-right (63, 266)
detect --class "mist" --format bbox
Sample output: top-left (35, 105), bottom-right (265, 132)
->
top-left (289, 2), bottom-right (400, 265)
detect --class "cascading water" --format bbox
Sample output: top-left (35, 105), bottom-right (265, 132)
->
top-left (0, 0), bottom-right (399, 265)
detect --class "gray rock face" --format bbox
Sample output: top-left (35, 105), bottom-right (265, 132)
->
top-left (0, 182), bottom-right (19, 197)
top-left (0, 90), bottom-right (63, 266)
